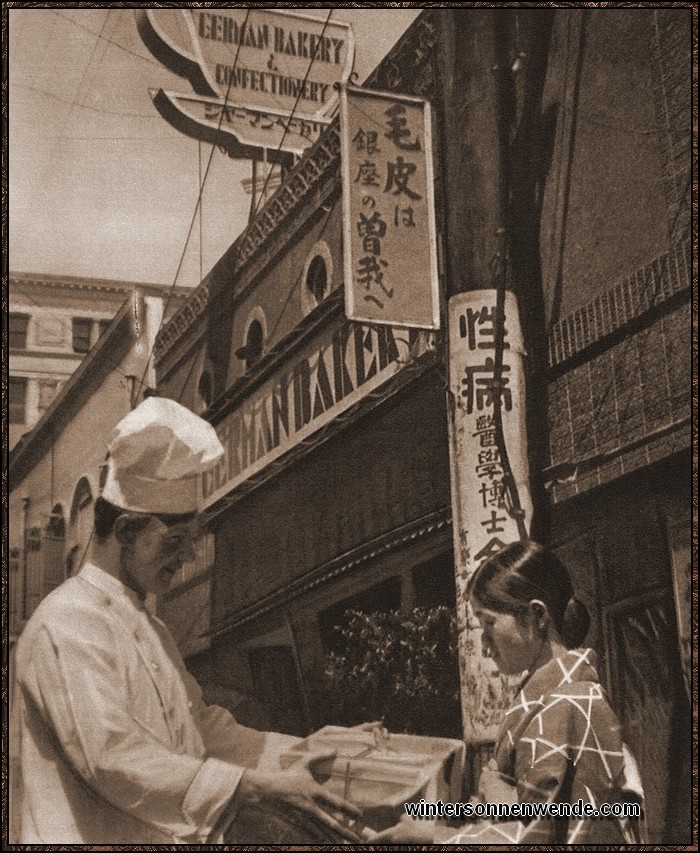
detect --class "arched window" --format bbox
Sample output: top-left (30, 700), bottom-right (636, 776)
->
top-left (70, 477), bottom-right (94, 576)
top-left (301, 241), bottom-right (334, 316)
top-left (70, 477), bottom-right (93, 526)
top-left (244, 320), bottom-right (264, 369)
top-left (306, 255), bottom-right (328, 304)
top-left (235, 308), bottom-right (267, 372)
top-left (197, 370), bottom-right (213, 412)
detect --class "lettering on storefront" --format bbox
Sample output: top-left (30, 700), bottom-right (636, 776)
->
top-left (137, 9), bottom-right (354, 157)
top-left (201, 322), bottom-right (427, 508)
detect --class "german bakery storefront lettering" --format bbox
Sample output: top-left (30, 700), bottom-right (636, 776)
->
top-left (201, 321), bottom-right (427, 508)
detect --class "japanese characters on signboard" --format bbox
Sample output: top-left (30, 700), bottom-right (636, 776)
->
top-left (447, 290), bottom-right (533, 738)
top-left (137, 9), bottom-right (354, 156)
top-left (340, 85), bottom-right (440, 329)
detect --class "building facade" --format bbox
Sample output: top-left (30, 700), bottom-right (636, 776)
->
top-left (8, 284), bottom-right (190, 641)
top-left (153, 8), bottom-right (692, 843)
top-left (8, 272), bottom-right (191, 451)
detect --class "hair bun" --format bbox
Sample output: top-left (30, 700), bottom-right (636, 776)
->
top-left (561, 596), bottom-right (590, 648)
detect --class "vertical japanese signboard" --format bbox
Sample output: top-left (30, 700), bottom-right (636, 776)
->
top-left (340, 84), bottom-right (440, 329)
top-left (447, 290), bottom-right (533, 740)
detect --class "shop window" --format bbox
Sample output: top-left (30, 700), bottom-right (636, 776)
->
top-left (412, 553), bottom-right (457, 609)
top-left (318, 577), bottom-right (402, 654)
top-left (9, 313), bottom-right (29, 349)
top-left (72, 317), bottom-right (92, 353)
top-left (9, 377), bottom-right (27, 424)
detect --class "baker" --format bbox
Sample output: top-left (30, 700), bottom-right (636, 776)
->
top-left (11, 396), bottom-right (360, 844)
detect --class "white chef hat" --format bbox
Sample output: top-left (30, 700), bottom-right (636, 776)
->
top-left (100, 396), bottom-right (224, 515)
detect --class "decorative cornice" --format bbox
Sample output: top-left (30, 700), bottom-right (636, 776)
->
top-left (547, 237), bottom-right (691, 369)
top-left (154, 120), bottom-right (341, 364)
top-left (364, 11), bottom-right (438, 99)
top-left (9, 272), bottom-right (188, 299)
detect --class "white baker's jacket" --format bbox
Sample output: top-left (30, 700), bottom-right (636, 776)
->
top-left (11, 562), bottom-right (298, 844)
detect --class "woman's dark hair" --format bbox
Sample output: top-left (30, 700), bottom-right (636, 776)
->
top-left (467, 539), bottom-right (590, 648)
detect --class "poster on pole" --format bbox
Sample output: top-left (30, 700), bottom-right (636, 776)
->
top-left (447, 290), bottom-right (533, 740)
top-left (340, 84), bottom-right (440, 329)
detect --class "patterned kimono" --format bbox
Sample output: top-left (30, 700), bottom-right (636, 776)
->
top-left (448, 649), bottom-right (645, 845)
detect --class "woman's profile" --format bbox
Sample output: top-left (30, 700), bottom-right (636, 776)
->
top-left (371, 540), bottom-right (645, 845)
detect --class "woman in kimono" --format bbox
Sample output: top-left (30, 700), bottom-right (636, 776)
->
top-left (371, 540), bottom-right (645, 845)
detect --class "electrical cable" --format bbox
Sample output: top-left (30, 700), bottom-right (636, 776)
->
top-left (52, 9), bottom-right (164, 68)
top-left (486, 12), bottom-right (528, 541)
top-left (134, 7), bottom-right (254, 402)
top-left (250, 9), bottom-right (335, 219)
top-left (19, 11), bottom-right (114, 218)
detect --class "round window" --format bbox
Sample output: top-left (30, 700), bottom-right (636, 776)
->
top-left (306, 255), bottom-right (328, 305)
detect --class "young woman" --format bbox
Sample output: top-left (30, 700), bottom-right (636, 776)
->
top-left (371, 540), bottom-right (645, 845)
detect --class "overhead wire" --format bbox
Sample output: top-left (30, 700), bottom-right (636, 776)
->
top-left (135, 7), bottom-right (255, 402)
top-left (9, 81), bottom-right (163, 119)
top-left (173, 10), bottom-right (336, 404)
top-left (250, 9), bottom-right (336, 219)
top-left (18, 10), bottom-right (115, 217)
top-left (52, 9), bottom-right (165, 68)
top-left (59, 2), bottom-right (257, 581)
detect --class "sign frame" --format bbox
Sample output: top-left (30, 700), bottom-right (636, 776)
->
top-left (340, 83), bottom-right (440, 330)
top-left (137, 8), bottom-right (355, 159)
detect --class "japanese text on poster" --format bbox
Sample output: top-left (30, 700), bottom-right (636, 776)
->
top-left (447, 290), bottom-right (533, 739)
top-left (341, 85), bottom-right (440, 329)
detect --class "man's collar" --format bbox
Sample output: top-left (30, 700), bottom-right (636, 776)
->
top-left (79, 561), bottom-right (147, 612)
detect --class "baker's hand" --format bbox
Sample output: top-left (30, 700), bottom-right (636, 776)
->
top-left (478, 758), bottom-right (518, 805)
top-left (235, 751), bottom-right (361, 841)
top-left (368, 814), bottom-right (435, 844)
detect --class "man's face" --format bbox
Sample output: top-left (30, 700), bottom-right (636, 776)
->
top-left (119, 515), bottom-right (197, 598)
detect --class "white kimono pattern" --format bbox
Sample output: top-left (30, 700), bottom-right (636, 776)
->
top-left (11, 562), bottom-right (296, 844)
top-left (448, 648), bottom-right (645, 845)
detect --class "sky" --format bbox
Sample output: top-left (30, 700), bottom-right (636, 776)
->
top-left (8, 6), bottom-right (422, 288)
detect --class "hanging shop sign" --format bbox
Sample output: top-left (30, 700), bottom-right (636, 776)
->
top-left (150, 90), bottom-right (331, 162)
top-left (340, 84), bottom-right (440, 329)
top-left (200, 321), bottom-right (434, 510)
top-left (136, 9), bottom-right (354, 157)
top-left (447, 290), bottom-right (533, 739)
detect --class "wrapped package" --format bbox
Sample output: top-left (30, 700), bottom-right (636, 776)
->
top-left (279, 725), bottom-right (465, 832)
